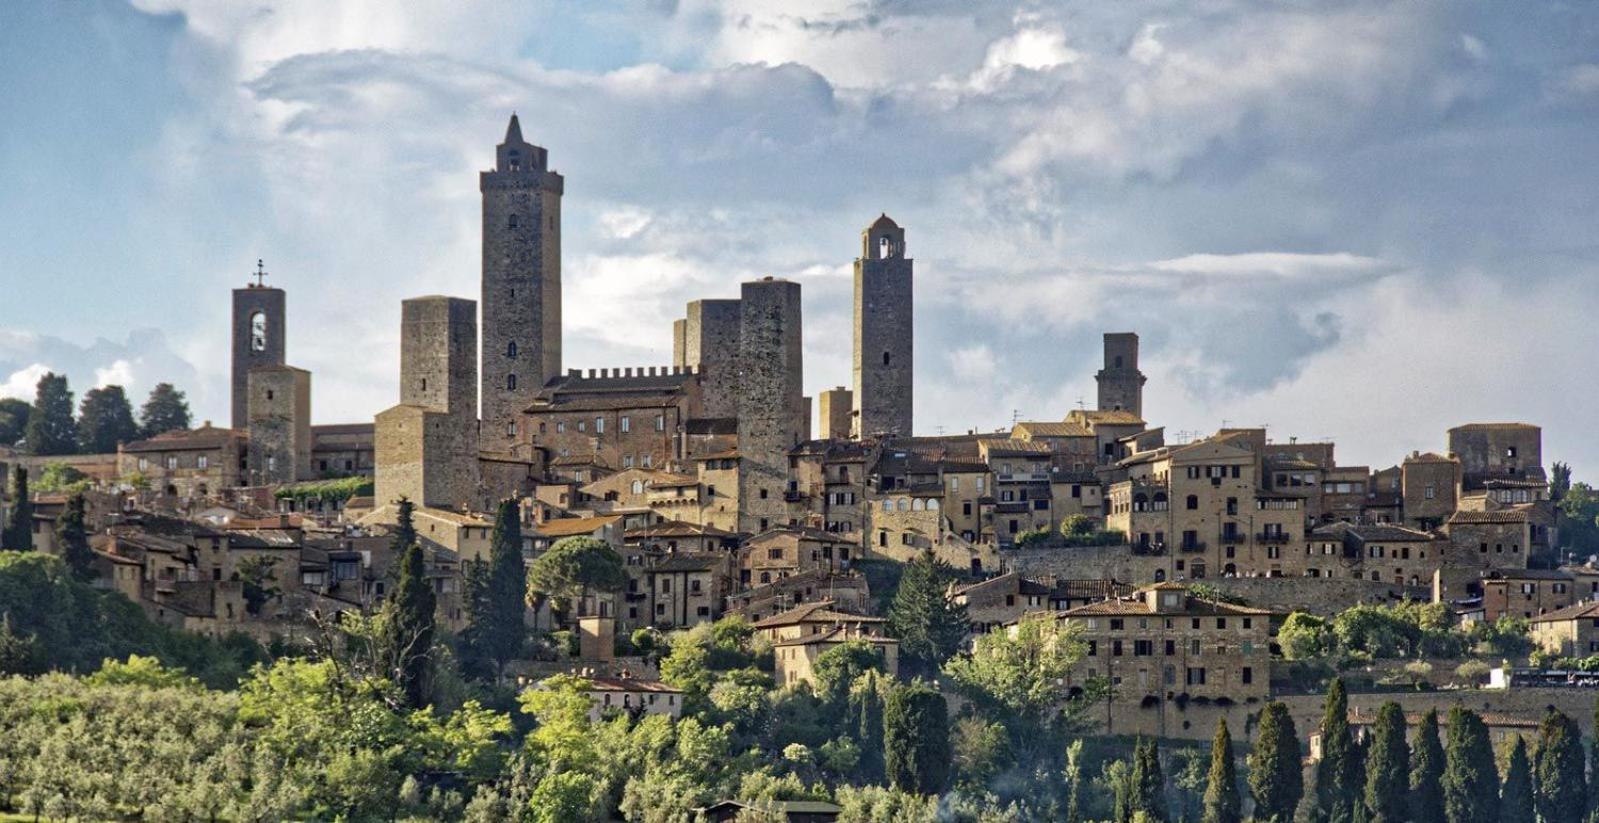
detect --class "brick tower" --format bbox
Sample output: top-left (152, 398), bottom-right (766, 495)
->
top-left (231, 261), bottom-right (286, 430)
top-left (853, 214), bottom-right (913, 438)
top-left (480, 113), bottom-right (563, 445)
top-left (1095, 332), bottom-right (1146, 417)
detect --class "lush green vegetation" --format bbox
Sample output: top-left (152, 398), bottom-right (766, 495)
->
top-left (1277, 601), bottom-right (1531, 666)
top-left (272, 475), bottom-right (374, 502)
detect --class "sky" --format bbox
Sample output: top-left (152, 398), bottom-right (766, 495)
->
top-left (1, 0), bottom-right (1597, 475)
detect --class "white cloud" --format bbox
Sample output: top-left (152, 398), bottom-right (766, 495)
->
top-left (0, 364), bottom-right (53, 402)
top-left (94, 360), bottom-right (137, 389)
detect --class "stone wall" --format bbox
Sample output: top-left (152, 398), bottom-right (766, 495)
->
top-left (681, 299), bottom-right (742, 419)
top-left (818, 388), bottom-right (852, 440)
top-left (737, 278), bottom-right (803, 533)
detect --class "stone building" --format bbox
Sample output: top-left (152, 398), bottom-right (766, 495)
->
top-left (775, 625), bottom-right (899, 688)
top-left (310, 423), bottom-right (376, 477)
top-left (1447, 423), bottom-right (1544, 491)
top-left (1050, 582), bottom-right (1274, 738)
top-left (672, 298), bottom-right (742, 419)
top-left (231, 277), bottom-right (285, 431)
top-left (1482, 568), bottom-right (1574, 622)
top-left (1401, 451), bottom-right (1460, 530)
top-left (118, 424), bottom-right (246, 498)
top-left (374, 296), bottom-right (481, 510)
top-left (522, 367), bottom-right (704, 471)
top-left (480, 114), bottom-right (563, 448)
top-left (853, 214), bottom-right (913, 439)
top-left (245, 365), bottom-right (312, 486)
top-left (1529, 601), bottom-right (1599, 657)
top-left (736, 277), bottom-right (805, 534)
top-left (817, 388), bottom-right (853, 440)
top-left (1095, 332), bottom-right (1146, 419)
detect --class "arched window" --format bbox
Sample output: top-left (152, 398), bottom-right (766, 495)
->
top-left (881, 500), bottom-right (893, 512)
top-left (506, 374), bottom-right (517, 391)
top-left (1154, 568), bottom-right (1166, 582)
top-left (879, 236), bottom-right (891, 258)
top-left (911, 498), bottom-right (924, 511)
top-left (927, 499), bottom-right (939, 511)
top-left (1152, 492), bottom-right (1168, 511)
top-left (249, 311), bottom-right (267, 352)
top-left (631, 480), bottom-right (644, 495)
top-left (897, 498), bottom-right (910, 512)
top-left (507, 341), bottom-right (517, 358)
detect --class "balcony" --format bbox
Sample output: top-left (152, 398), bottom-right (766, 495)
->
top-left (783, 490), bottom-right (808, 503)
top-left (1256, 532), bottom-right (1293, 544)
top-left (996, 472), bottom-right (1050, 483)
top-left (1219, 532), bottom-right (1246, 545)
top-left (1179, 541), bottom-right (1207, 553)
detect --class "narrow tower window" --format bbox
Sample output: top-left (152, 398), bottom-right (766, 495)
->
top-left (508, 214), bottom-right (519, 229)
top-left (879, 237), bottom-right (891, 258)
top-left (506, 374), bottom-right (517, 391)
top-left (882, 351), bottom-right (891, 366)
top-left (249, 311), bottom-right (267, 352)
top-left (506, 341), bottom-right (517, 358)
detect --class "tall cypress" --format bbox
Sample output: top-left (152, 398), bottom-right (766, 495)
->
top-left (1202, 718), bottom-right (1240, 823)
top-left (24, 372), bottom-right (76, 456)
top-left (1315, 678), bottom-right (1362, 821)
top-left (3, 466), bottom-right (31, 551)
top-left (58, 494), bottom-right (93, 581)
top-left (1411, 709), bottom-right (1447, 823)
top-left (1131, 736), bottom-right (1166, 822)
top-left (1499, 736), bottom-right (1533, 823)
top-left (883, 682), bottom-right (950, 795)
top-left (887, 549), bottom-right (970, 677)
top-left (1443, 707), bottom-right (1499, 823)
top-left (137, 382), bottom-right (191, 439)
top-left (384, 498), bottom-right (434, 707)
top-left (1534, 709), bottom-right (1586, 823)
top-left (1250, 702), bottom-right (1303, 823)
top-left (466, 498), bottom-right (526, 678)
top-left (850, 670), bottom-right (887, 781)
top-left (1364, 701), bottom-right (1409, 823)
top-left (76, 385), bottom-right (138, 454)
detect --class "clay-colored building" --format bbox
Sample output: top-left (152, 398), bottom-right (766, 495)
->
top-left (1529, 601), bottom-right (1599, 657)
top-left (118, 424), bottom-right (247, 499)
top-left (774, 625), bottom-right (899, 689)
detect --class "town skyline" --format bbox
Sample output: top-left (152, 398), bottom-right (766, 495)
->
top-left (3, 1), bottom-right (1598, 476)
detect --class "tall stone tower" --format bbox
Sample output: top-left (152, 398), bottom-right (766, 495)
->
top-left (375, 296), bottom-right (481, 511)
top-left (674, 298), bottom-right (743, 419)
top-left (1095, 332), bottom-right (1146, 417)
top-left (231, 270), bottom-right (286, 431)
top-left (737, 277), bottom-right (804, 534)
top-left (852, 214), bottom-right (913, 439)
top-left (480, 113), bottom-right (563, 446)
top-left (246, 365), bottom-right (312, 485)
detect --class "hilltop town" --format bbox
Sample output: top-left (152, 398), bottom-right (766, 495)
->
top-left (3, 116), bottom-right (1598, 821)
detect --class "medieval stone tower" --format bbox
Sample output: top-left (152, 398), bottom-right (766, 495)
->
top-left (737, 277), bottom-right (804, 533)
top-left (673, 298), bottom-right (743, 419)
top-left (852, 214), bottom-right (913, 438)
top-left (375, 296), bottom-right (481, 510)
top-left (1095, 332), bottom-right (1146, 417)
top-left (231, 276), bottom-right (286, 431)
top-left (246, 365), bottom-right (312, 485)
top-left (480, 113), bottom-right (563, 445)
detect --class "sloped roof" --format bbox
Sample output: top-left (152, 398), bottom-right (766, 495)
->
top-left (535, 514), bottom-right (621, 537)
top-left (752, 599), bottom-right (884, 628)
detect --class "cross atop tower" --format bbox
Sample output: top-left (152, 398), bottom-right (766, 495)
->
top-left (252, 259), bottom-right (269, 288)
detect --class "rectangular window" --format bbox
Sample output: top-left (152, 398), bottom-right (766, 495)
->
top-left (595, 417), bottom-right (605, 433)
top-left (197, 455), bottom-right (209, 470)
top-left (621, 416), bottom-right (631, 433)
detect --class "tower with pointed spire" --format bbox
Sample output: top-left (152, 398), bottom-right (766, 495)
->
top-left (480, 113), bottom-right (564, 445)
top-left (852, 214), bottom-right (913, 439)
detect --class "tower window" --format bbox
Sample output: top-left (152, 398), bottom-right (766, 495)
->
top-left (249, 311), bottom-right (267, 352)
top-left (1114, 355), bottom-right (1123, 368)
top-left (882, 351), bottom-right (891, 366)
top-left (506, 374), bottom-right (517, 391)
top-left (507, 341), bottom-right (517, 358)
top-left (508, 214), bottom-right (519, 229)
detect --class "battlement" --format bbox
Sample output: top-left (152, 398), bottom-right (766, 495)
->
top-left (565, 365), bottom-right (700, 380)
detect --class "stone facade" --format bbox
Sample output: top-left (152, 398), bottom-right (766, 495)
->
top-left (118, 425), bottom-right (246, 499)
top-left (1448, 423), bottom-right (1544, 490)
top-left (818, 387), bottom-right (852, 440)
top-left (481, 114), bottom-right (563, 448)
top-left (246, 365), bottom-right (312, 486)
top-left (1095, 332), bottom-right (1146, 418)
top-left (1402, 451), bottom-right (1461, 529)
top-left (231, 284), bottom-right (286, 430)
top-left (1482, 569), bottom-right (1574, 621)
top-left (853, 214), bottom-right (913, 439)
top-left (523, 367), bottom-right (704, 471)
top-left (736, 277), bottom-right (804, 533)
top-left (374, 296), bottom-right (480, 510)
top-left (674, 298), bottom-right (742, 419)
top-left (1529, 602), bottom-right (1599, 657)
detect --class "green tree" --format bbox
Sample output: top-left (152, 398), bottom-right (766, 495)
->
top-left (1130, 736), bottom-right (1166, 822)
top-left (138, 382), bottom-right (191, 439)
top-left (1550, 461), bottom-right (1572, 503)
top-left (1279, 612), bottom-right (1331, 660)
top-left (464, 498), bottom-right (527, 679)
top-left (883, 682), bottom-right (949, 795)
top-left (236, 555), bottom-right (281, 616)
top-left (3, 466), bottom-right (31, 551)
top-left (57, 493), bottom-right (93, 581)
top-left (813, 638), bottom-right (885, 705)
top-left (1533, 709), bottom-right (1585, 823)
top-left (1064, 738), bottom-right (1086, 823)
top-left (943, 614), bottom-right (1095, 732)
top-left (383, 499), bottom-right (435, 708)
top-left (24, 372), bottom-right (76, 456)
top-left (76, 385), bottom-right (138, 454)
top-left (887, 549), bottom-right (970, 677)
top-left (849, 669), bottom-right (888, 781)
top-left (1498, 736), bottom-right (1533, 823)
top-left (525, 535), bottom-right (626, 621)
top-left (0, 397), bottom-right (29, 447)
top-left (1364, 701), bottom-right (1409, 823)
top-left (1314, 678), bottom-right (1362, 821)
top-left (1411, 709), bottom-right (1446, 823)
top-left (1443, 707), bottom-right (1499, 823)
top-left (1202, 718), bottom-right (1240, 823)
top-left (1249, 702), bottom-right (1303, 823)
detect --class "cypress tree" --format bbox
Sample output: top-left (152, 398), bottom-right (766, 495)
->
top-left (76, 385), bottom-right (138, 454)
top-left (3, 466), bottom-right (32, 551)
top-left (465, 498), bottom-right (526, 679)
top-left (1411, 709), bottom-right (1447, 823)
top-left (1364, 701), bottom-right (1410, 823)
top-left (887, 549), bottom-right (970, 677)
top-left (1534, 709), bottom-right (1586, 823)
top-left (1498, 736), bottom-right (1533, 823)
top-left (24, 372), bottom-right (76, 456)
top-left (58, 493), bottom-right (93, 581)
top-left (137, 382), bottom-right (191, 438)
top-left (1250, 702), bottom-right (1303, 823)
top-left (384, 498), bottom-right (435, 707)
top-left (1130, 736), bottom-right (1166, 822)
top-left (1315, 678), bottom-right (1362, 822)
top-left (849, 669), bottom-right (887, 781)
top-left (1202, 718), bottom-right (1240, 823)
top-left (883, 681), bottom-right (950, 795)
top-left (1443, 707), bottom-right (1499, 823)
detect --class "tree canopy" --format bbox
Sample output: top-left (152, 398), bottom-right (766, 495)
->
top-left (138, 382), bottom-right (192, 439)
top-left (24, 371), bottom-right (76, 456)
top-left (77, 384), bottom-right (139, 454)
top-left (887, 549), bottom-right (969, 677)
top-left (525, 535), bottom-right (626, 618)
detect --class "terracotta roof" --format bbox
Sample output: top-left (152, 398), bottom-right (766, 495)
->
top-left (772, 625), bottom-right (899, 648)
top-left (585, 677), bottom-right (682, 693)
top-left (414, 507), bottom-right (492, 527)
top-left (1070, 409), bottom-right (1146, 426)
top-left (646, 553), bottom-right (723, 573)
top-left (1404, 452), bottom-right (1456, 464)
top-left (1013, 421), bottom-right (1093, 439)
top-left (1448, 510), bottom-right (1529, 524)
top-left (121, 425), bottom-right (242, 453)
top-left (625, 520), bottom-right (738, 540)
top-left (752, 599), bottom-right (884, 628)
top-left (536, 514), bottom-right (621, 537)
top-left (1345, 524), bottom-right (1436, 543)
top-left (1529, 602), bottom-right (1599, 623)
top-left (979, 438), bottom-right (1055, 456)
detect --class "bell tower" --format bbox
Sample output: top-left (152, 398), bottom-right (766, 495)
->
top-left (852, 214), bottom-right (913, 439)
top-left (480, 113), bottom-right (563, 445)
top-left (231, 259), bottom-right (286, 431)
